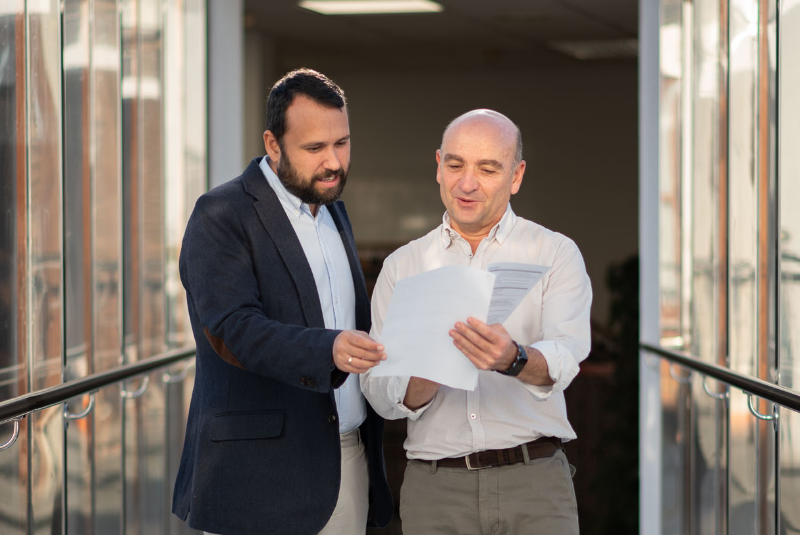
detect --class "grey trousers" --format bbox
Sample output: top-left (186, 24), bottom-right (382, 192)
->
top-left (400, 449), bottom-right (579, 535)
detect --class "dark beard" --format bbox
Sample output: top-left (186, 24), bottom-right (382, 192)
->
top-left (277, 153), bottom-right (348, 206)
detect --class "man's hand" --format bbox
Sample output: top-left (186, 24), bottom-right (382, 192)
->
top-left (449, 318), bottom-right (517, 372)
top-left (333, 330), bottom-right (386, 374)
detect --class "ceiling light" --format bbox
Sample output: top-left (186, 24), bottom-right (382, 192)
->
top-left (298, 0), bottom-right (443, 15)
top-left (548, 39), bottom-right (638, 60)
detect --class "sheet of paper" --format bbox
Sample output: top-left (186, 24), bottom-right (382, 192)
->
top-left (486, 263), bottom-right (550, 325)
top-left (370, 265), bottom-right (496, 391)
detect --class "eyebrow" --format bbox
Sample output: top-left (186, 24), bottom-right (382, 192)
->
top-left (444, 154), bottom-right (504, 169)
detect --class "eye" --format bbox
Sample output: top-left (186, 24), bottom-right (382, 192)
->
top-left (481, 168), bottom-right (498, 175)
top-left (335, 139), bottom-right (348, 147)
top-left (305, 145), bottom-right (323, 153)
top-left (447, 164), bottom-right (462, 170)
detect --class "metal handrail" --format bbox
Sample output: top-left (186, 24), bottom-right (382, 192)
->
top-left (640, 342), bottom-right (800, 412)
top-left (0, 346), bottom-right (196, 423)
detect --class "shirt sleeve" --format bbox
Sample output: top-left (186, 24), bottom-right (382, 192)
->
top-left (524, 238), bottom-right (592, 399)
top-left (360, 255), bottom-right (434, 420)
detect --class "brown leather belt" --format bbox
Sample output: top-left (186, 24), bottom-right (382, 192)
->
top-left (420, 437), bottom-right (563, 470)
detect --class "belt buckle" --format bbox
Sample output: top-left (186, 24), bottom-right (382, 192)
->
top-left (465, 454), bottom-right (490, 471)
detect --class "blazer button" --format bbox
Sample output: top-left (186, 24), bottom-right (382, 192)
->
top-left (300, 377), bottom-right (308, 386)
top-left (327, 414), bottom-right (338, 424)
top-left (306, 378), bottom-right (316, 388)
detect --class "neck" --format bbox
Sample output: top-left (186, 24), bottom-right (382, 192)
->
top-left (450, 222), bottom-right (497, 254)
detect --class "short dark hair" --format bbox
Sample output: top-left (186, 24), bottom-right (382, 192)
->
top-left (266, 68), bottom-right (347, 144)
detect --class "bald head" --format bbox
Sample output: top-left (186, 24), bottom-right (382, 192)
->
top-left (441, 109), bottom-right (523, 166)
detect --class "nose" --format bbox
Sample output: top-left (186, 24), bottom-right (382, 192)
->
top-left (458, 167), bottom-right (479, 193)
top-left (323, 146), bottom-right (342, 171)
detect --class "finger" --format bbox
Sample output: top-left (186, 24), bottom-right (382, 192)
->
top-left (450, 329), bottom-right (489, 363)
top-left (344, 356), bottom-right (381, 373)
top-left (466, 317), bottom-right (502, 343)
top-left (452, 337), bottom-right (490, 370)
top-left (347, 331), bottom-right (384, 352)
top-left (344, 346), bottom-right (387, 362)
top-left (453, 323), bottom-right (494, 353)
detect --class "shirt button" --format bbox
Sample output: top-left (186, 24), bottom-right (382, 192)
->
top-left (469, 413), bottom-right (477, 420)
top-left (328, 414), bottom-right (338, 424)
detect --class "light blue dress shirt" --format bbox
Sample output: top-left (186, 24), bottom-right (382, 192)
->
top-left (259, 156), bottom-right (367, 433)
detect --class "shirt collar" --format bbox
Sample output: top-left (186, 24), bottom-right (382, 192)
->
top-left (259, 155), bottom-right (313, 218)
top-left (439, 203), bottom-right (517, 248)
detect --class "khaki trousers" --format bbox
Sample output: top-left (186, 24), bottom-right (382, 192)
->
top-left (317, 428), bottom-right (369, 535)
top-left (399, 449), bottom-right (579, 535)
top-left (204, 429), bottom-right (369, 535)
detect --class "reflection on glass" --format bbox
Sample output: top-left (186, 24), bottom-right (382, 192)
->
top-left (167, 365), bottom-right (196, 535)
top-left (727, 0), bottom-right (762, 532)
top-left (0, 1), bottom-right (26, 403)
top-left (65, 393), bottom-right (93, 534)
top-left (0, 418), bottom-right (28, 534)
top-left (94, 0), bottom-right (123, 374)
top-left (778, 0), bottom-right (800, 532)
top-left (63, 0), bottom-right (92, 385)
top-left (28, 0), bottom-right (63, 393)
top-left (95, 384), bottom-right (123, 533)
top-left (658, 0), bottom-right (683, 343)
top-left (659, 1), bottom-right (688, 533)
top-left (30, 406), bottom-right (63, 535)
top-left (122, 0), bottom-right (140, 365)
top-left (1, 4), bottom-right (30, 534)
top-left (125, 374), bottom-right (168, 535)
top-left (689, 1), bottom-right (726, 533)
top-left (140, 0), bottom-right (166, 363)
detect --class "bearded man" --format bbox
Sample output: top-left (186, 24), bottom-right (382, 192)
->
top-left (172, 68), bottom-right (393, 535)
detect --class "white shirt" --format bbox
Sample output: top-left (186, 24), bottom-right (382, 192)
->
top-left (361, 205), bottom-right (592, 460)
top-left (260, 156), bottom-right (367, 433)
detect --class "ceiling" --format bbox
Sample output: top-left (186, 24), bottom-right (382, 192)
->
top-left (243, 0), bottom-right (639, 70)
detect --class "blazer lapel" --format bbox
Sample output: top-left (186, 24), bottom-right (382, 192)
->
top-left (328, 202), bottom-right (371, 333)
top-left (241, 158), bottom-right (326, 329)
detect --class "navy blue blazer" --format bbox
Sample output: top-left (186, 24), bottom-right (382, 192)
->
top-left (172, 158), bottom-right (393, 535)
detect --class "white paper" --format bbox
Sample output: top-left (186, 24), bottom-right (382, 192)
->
top-left (371, 265), bottom-right (496, 391)
top-left (486, 263), bottom-right (550, 324)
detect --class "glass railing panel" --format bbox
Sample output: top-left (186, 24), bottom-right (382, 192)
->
top-left (124, 372), bottom-right (167, 535)
top-left (689, 1), bottom-right (727, 533)
top-left (166, 363), bottom-right (198, 535)
top-left (64, 392), bottom-right (94, 534)
top-left (27, 0), bottom-right (63, 393)
top-left (778, 0), bottom-right (800, 532)
top-left (0, 1), bottom-right (27, 403)
top-left (93, 0), bottom-right (123, 375)
top-left (727, 0), bottom-right (761, 532)
top-left (659, 0), bottom-right (690, 532)
top-left (30, 405), bottom-right (63, 535)
top-left (0, 417), bottom-right (28, 534)
top-left (63, 0), bottom-right (93, 385)
top-left (94, 383), bottom-right (123, 533)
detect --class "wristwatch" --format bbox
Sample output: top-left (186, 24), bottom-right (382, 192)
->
top-left (498, 341), bottom-right (528, 376)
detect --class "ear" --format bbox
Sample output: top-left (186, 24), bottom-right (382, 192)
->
top-left (435, 149), bottom-right (443, 185)
top-left (510, 160), bottom-right (526, 195)
top-left (264, 130), bottom-right (281, 163)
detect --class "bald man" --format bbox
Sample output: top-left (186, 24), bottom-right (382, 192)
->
top-left (361, 110), bottom-right (592, 534)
